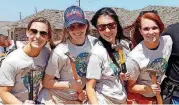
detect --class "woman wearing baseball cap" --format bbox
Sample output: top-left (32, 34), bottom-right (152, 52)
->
top-left (37, 5), bottom-right (97, 104)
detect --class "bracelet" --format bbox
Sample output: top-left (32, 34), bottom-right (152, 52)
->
top-left (68, 81), bottom-right (71, 89)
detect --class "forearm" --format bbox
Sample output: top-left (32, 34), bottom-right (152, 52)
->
top-left (86, 87), bottom-right (98, 104)
top-left (0, 91), bottom-right (22, 104)
top-left (128, 84), bottom-right (153, 94)
top-left (43, 79), bottom-right (69, 90)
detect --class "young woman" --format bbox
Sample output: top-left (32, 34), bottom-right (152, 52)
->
top-left (86, 7), bottom-right (131, 104)
top-left (125, 10), bottom-right (173, 104)
top-left (0, 17), bottom-right (52, 104)
top-left (37, 5), bottom-right (97, 104)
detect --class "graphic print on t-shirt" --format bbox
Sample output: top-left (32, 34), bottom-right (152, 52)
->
top-left (76, 52), bottom-right (90, 77)
top-left (21, 65), bottom-right (44, 93)
top-left (146, 58), bottom-right (168, 82)
top-left (109, 52), bottom-right (119, 76)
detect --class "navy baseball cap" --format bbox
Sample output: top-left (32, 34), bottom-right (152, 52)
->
top-left (64, 5), bottom-right (86, 28)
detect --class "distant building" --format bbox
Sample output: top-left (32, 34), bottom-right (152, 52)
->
top-left (4, 6), bottom-right (179, 41)
top-left (8, 9), bottom-right (97, 41)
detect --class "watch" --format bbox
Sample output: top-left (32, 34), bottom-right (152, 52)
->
top-left (68, 81), bottom-right (71, 89)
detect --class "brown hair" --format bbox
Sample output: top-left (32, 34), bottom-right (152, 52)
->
top-left (125, 11), bottom-right (165, 49)
top-left (50, 19), bottom-right (91, 49)
top-left (27, 17), bottom-right (52, 40)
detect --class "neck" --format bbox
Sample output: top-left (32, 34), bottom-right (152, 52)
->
top-left (70, 37), bottom-right (86, 46)
top-left (23, 44), bottom-right (41, 57)
top-left (144, 40), bottom-right (160, 49)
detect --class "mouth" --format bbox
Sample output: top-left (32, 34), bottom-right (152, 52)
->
top-left (32, 40), bottom-right (43, 45)
top-left (145, 36), bottom-right (156, 42)
top-left (72, 32), bottom-right (83, 36)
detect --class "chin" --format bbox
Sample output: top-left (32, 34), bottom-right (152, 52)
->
top-left (31, 43), bottom-right (43, 49)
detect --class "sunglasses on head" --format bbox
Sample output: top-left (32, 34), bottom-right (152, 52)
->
top-left (97, 22), bottom-right (116, 31)
top-left (139, 10), bottom-right (158, 16)
top-left (29, 29), bottom-right (48, 37)
top-left (67, 23), bottom-right (86, 31)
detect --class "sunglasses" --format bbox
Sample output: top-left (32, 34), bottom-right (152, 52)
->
top-left (29, 29), bottom-right (48, 37)
top-left (67, 23), bottom-right (86, 31)
top-left (97, 22), bottom-right (116, 31)
top-left (139, 10), bottom-right (158, 16)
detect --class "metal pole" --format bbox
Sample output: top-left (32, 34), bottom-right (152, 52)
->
top-left (19, 12), bottom-right (21, 20)
top-left (79, 0), bottom-right (80, 7)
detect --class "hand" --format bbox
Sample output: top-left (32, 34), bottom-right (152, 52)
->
top-left (22, 100), bottom-right (35, 105)
top-left (78, 90), bottom-right (87, 103)
top-left (70, 79), bottom-right (83, 92)
top-left (150, 84), bottom-right (161, 95)
top-left (120, 72), bottom-right (131, 81)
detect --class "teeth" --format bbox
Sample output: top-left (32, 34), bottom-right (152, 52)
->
top-left (145, 36), bottom-right (156, 42)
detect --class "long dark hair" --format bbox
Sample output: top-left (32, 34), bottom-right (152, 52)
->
top-left (91, 7), bottom-right (130, 68)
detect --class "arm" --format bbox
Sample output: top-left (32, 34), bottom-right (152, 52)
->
top-left (0, 62), bottom-right (24, 104)
top-left (86, 79), bottom-right (98, 105)
top-left (0, 86), bottom-right (23, 104)
top-left (126, 58), bottom-right (156, 94)
top-left (127, 80), bottom-right (153, 94)
top-left (42, 74), bottom-right (69, 90)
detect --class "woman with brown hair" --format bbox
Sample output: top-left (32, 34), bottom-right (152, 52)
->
top-left (37, 5), bottom-right (97, 104)
top-left (0, 17), bottom-right (52, 104)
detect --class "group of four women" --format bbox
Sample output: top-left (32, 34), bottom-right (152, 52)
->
top-left (0, 5), bottom-right (173, 105)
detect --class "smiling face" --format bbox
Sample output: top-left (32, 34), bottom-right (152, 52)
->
top-left (67, 23), bottom-right (87, 45)
top-left (26, 22), bottom-right (49, 49)
top-left (139, 18), bottom-right (160, 44)
top-left (97, 15), bottom-right (117, 44)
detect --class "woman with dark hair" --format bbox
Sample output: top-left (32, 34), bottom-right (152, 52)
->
top-left (125, 10), bottom-right (173, 104)
top-left (0, 17), bottom-right (52, 104)
top-left (86, 7), bottom-right (131, 104)
top-left (37, 6), bottom-right (97, 104)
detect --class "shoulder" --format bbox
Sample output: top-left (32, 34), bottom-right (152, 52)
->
top-left (91, 41), bottom-right (107, 56)
top-left (86, 35), bottom-right (98, 46)
top-left (167, 23), bottom-right (179, 29)
top-left (53, 43), bottom-right (68, 54)
top-left (161, 35), bottom-right (173, 45)
top-left (128, 42), bottom-right (143, 58)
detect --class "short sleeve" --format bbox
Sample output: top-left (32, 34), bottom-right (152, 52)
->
top-left (126, 57), bottom-right (140, 81)
top-left (45, 51), bottom-right (64, 78)
top-left (0, 62), bottom-right (16, 86)
top-left (86, 53), bottom-right (103, 80)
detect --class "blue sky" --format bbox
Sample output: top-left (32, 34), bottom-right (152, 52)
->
top-left (0, 0), bottom-right (179, 21)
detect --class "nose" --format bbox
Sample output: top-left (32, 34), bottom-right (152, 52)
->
top-left (148, 29), bottom-right (155, 35)
top-left (34, 32), bottom-right (41, 38)
top-left (105, 26), bottom-right (111, 32)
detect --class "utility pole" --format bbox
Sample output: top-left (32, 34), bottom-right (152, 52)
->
top-left (34, 7), bottom-right (37, 13)
top-left (19, 12), bottom-right (22, 20)
top-left (76, 0), bottom-right (80, 7)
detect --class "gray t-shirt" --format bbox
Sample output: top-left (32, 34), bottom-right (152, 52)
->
top-left (126, 35), bottom-right (173, 97)
top-left (86, 40), bottom-right (130, 104)
top-left (45, 35), bottom-right (97, 100)
top-left (0, 47), bottom-right (50, 102)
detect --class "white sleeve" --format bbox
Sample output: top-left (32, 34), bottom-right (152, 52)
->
top-left (45, 51), bottom-right (64, 78)
top-left (86, 53), bottom-right (103, 80)
top-left (126, 57), bottom-right (140, 81)
top-left (0, 62), bottom-right (16, 86)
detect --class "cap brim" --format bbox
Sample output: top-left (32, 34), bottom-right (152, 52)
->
top-left (65, 20), bottom-right (86, 28)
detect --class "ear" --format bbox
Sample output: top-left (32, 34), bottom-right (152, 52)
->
top-left (26, 30), bottom-right (30, 37)
top-left (139, 28), bottom-right (142, 34)
top-left (139, 28), bottom-right (144, 36)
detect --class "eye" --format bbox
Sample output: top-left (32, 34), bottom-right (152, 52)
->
top-left (152, 26), bottom-right (159, 30)
top-left (142, 27), bottom-right (150, 31)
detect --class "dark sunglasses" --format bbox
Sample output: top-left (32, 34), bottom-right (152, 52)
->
top-left (67, 23), bottom-right (86, 31)
top-left (97, 22), bottom-right (116, 31)
top-left (29, 29), bottom-right (48, 37)
top-left (139, 10), bottom-right (158, 16)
